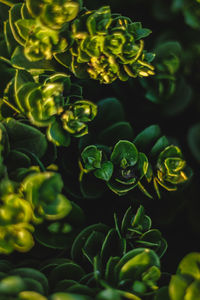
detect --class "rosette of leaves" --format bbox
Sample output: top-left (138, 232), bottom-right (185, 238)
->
top-left (0, 260), bottom-right (49, 298)
top-left (0, 259), bottom-right (92, 300)
top-left (1, 0), bottom-right (82, 63)
top-left (140, 41), bottom-right (192, 116)
top-left (64, 209), bottom-right (163, 299)
top-left (133, 125), bottom-right (192, 198)
top-left (172, 0), bottom-right (200, 30)
top-left (114, 205), bottom-right (168, 258)
top-left (0, 179), bottom-right (34, 254)
top-left (26, 0), bottom-right (82, 30)
top-left (45, 225), bottom-right (161, 299)
top-left (72, 243), bottom-right (161, 298)
top-left (11, 70), bottom-right (97, 146)
top-left (107, 140), bottom-right (149, 196)
top-left (154, 145), bottom-right (189, 194)
top-left (80, 140), bottom-right (148, 197)
top-left (55, 6), bottom-right (155, 84)
top-left (21, 171), bottom-right (72, 224)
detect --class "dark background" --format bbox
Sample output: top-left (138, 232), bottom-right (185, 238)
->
top-left (4, 0), bottom-right (200, 277)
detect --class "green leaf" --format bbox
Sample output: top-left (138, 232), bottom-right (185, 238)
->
top-left (150, 136), bottom-right (170, 158)
top-left (111, 140), bottom-right (138, 166)
top-left (169, 274), bottom-right (192, 300)
top-left (119, 248), bottom-right (160, 281)
top-left (86, 6), bottom-right (112, 35)
top-left (4, 20), bottom-right (18, 55)
top-left (187, 123), bottom-right (200, 163)
top-left (15, 19), bottom-right (37, 41)
top-left (94, 161), bottom-right (113, 181)
top-left (115, 248), bottom-right (160, 281)
top-left (49, 263), bottom-right (85, 287)
top-left (50, 292), bottom-right (92, 300)
top-left (3, 118), bottom-right (47, 158)
top-left (81, 145), bottom-right (102, 170)
top-left (105, 257), bottom-right (120, 285)
top-left (94, 98), bottom-right (125, 131)
top-left (83, 231), bottom-right (105, 262)
top-left (0, 276), bottom-right (26, 295)
top-left (177, 252), bottom-right (200, 279)
top-left (137, 152), bottom-right (148, 179)
top-left (129, 22), bottom-right (152, 40)
top-left (100, 229), bottom-right (125, 266)
top-left (6, 149), bottom-right (31, 171)
top-left (71, 223), bottom-right (109, 262)
top-left (9, 268), bottom-right (48, 295)
top-left (98, 122), bottom-right (134, 146)
top-left (23, 277), bottom-right (45, 294)
top-left (11, 46), bottom-right (59, 71)
top-left (134, 125), bottom-right (161, 153)
top-left (19, 291), bottom-right (47, 300)
top-left (9, 3), bottom-right (25, 46)
top-left (96, 289), bottom-right (121, 300)
top-left (47, 121), bottom-right (71, 147)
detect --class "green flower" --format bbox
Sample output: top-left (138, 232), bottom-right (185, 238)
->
top-left (155, 145), bottom-right (188, 191)
top-left (61, 100), bottom-right (98, 137)
top-left (107, 140), bottom-right (148, 195)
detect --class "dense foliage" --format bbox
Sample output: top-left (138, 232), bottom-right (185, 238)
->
top-left (0, 0), bottom-right (200, 299)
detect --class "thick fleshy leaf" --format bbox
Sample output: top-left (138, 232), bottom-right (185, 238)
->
top-left (9, 4), bottom-right (25, 46)
top-left (177, 252), bottom-right (200, 279)
top-left (71, 223), bottom-right (109, 262)
top-left (98, 122), bottom-right (134, 146)
top-left (49, 293), bottom-right (92, 300)
top-left (134, 125), bottom-right (161, 153)
top-left (47, 121), bottom-right (71, 147)
top-left (187, 123), bottom-right (200, 163)
top-left (9, 268), bottom-right (49, 295)
top-left (81, 145), bottom-right (102, 170)
top-left (94, 161), bottom-right (113, 181)
top-left (110, 140), bottom-right (138, 166)
top-left (118, 248), bottom-right (160, 281)
top-left (3, 118), bottom-right (47, 158)
top-left (11, 46), bottom-right (59, 71)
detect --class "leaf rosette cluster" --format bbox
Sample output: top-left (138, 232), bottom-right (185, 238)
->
top-left (7, 0), bottom-right (82, 62)
top-left (80, 140), bottom-right (148, 196)
top-left (0, 180), bottom-right (34, 254)
top-left (26, 0), bottom-right (82, 30)
top-left (155, 145), bottom-right (188, 192)
top-left (140, 41), bottom-right (192, 116)
top-left (67, 6), bottom-right (155, 84)
top-left (11, 71), bottom-right (97, 146)
top-left (133, 125), bottom-right (192, 198)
